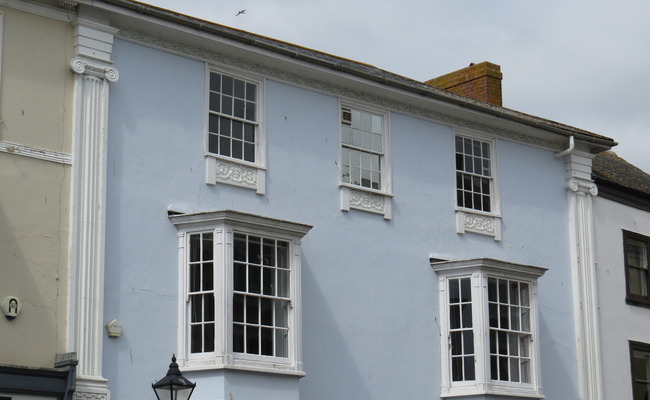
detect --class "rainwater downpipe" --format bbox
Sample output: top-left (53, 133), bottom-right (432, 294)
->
top-left (555, 135), bottom-right (575, 158)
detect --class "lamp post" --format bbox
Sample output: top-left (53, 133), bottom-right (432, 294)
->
top-left (152, 355), bottom-right (196, 400)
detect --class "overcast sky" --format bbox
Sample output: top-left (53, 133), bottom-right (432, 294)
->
top-left (146, 0), bottom-right (650, 173)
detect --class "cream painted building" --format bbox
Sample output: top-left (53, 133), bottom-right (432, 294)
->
top-left (1, 2), bottom-right (86, 399)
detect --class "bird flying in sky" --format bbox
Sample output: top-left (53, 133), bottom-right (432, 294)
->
top-left (236, 9), bottom-right (246, 16)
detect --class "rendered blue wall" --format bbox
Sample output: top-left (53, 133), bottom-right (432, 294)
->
top-left (104, 38), bottom-right (578, 400)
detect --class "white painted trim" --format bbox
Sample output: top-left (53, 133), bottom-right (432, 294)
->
top-left (338, 101), bottom-right (393, 219)
top-left (455, 210), bottom-right (502, 241)
top-left (431, 258), bottom-right (546, 398)
top-left (66, 14), bottom-right (118, 400)
top-left (204, 65), bottom-right (266, 194)
top-left (0, 141), bottom-right (72, 165)
top-left (564, 151), bottom-right (603, 400)
top-left (170, 210), bottom-right (311, 374)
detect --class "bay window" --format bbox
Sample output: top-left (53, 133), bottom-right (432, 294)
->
top-left (170, 210), bottom-right (311, 374)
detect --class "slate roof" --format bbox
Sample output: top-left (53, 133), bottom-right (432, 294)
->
top-left (593, 151), bottom-right (650, 196)
top-left (100, 0), bottom-right (615, 149)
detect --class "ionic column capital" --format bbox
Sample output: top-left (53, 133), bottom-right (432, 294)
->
top-left (70, 56), bottom-right (119, 82)
top-left (566, 177), bottom-right (598, 196)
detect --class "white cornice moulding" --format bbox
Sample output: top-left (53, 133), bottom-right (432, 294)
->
top-left (0, 0), bottom-right (75, 22)
top-left (0, 141), bottom-right (72, 165)
top-left (115, 26), bottom-right (569, 153)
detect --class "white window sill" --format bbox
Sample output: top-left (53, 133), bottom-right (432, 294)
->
top-left (455, 209), bottom-right (502, 241)
top-left (441, 385), bottom-right (544, 398)
top-left (180, 356), bottom-right (305, 377)
top-left (205, 155), bottom-right (266, 194)
top-left (339, 184), bottom-right (393, 219)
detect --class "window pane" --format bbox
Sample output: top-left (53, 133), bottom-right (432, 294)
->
top-left (233, 294), bottom-right (244, 322)
top-left (203, 263), bottom-right (213, 291)
top-left (232, 140), bottom-right (243, 159)
top-left (449, 279), bottom-right (460, 304)
top-left (464, 356), bottom-right (475, 380)
top-left (246, 296), bottom-right (259, 324)
top-left (460, 278), bottom-right (471, 302)
top-left (208, 134), bottom-right (219, 154)
top-left (450, 305), bottom-right (461, 329)
top-left (209, 92), bottom-right (220, 112)
top-left (249, 236), bottom-right (261, 263)
top-left (220, 117), bottom-right (231, 137)
top-left (461, 304), bottom-right (473, 328)
top-left (233, 324), bottom-right (244, 353)
top-left (190, 265), bottom-right (200, 293)
top-left (222, 75), bottom-right (233, 95)
top-left (234, 263), bottom-right (246, 291)
top-left (190, 234), bottom-right (201, 262)
top-left (451, 331), bottom-right (462, 356)
top-left (204, 294), bottom-right (214, 321)
top-left (244, 143), bottom-right (255, 162)
top-left (277, 269), bottom-right (290, 298)
top-left (510, 358), bottom-right (520, 382)
top-left (204, 323), bottom-right (215, 352)
top-left (244, 123), bottom-right (255, 142)
top-left (261, 297), bottom-right (273, 326)
top-left (219, 137), bottom-right (230, 157)
top-left (234, 79), bottom-right (245, 98)
top-left (191, 325), bottom-right (202, 353)
top-left (262, 267), bottom-right (274, 296)
top-left (261, 327), bottom-right (274, 356)
top-left (247, 326), bottom-right (259, 354)
top-left (275, 301), bottom-right (288, 328)
top-left (277, 241), bottom-right (289, 269)
top-left (451, 357), bottom-right (463, 381)
top-left (276, 329), bottom-right (288, 357)
top-left (632, 348), bottom-right (650, 400)
top-left (630, 268), bottom-right (649, 296)
top-left (463, 330), bottom-right (474, 354)
top-left (210, 73), bottom-right (221, 92)
top-left (248, 265), bottom-right (262, 293)
top-left (246, 82), bottom-right (256, 101)
top-left (190, 295), bottom-right (201, 323)
top-left (263, 239), bottom-right (276, 266)
top-left (520, 283), bottom-right (530, 306)
top-left (221, 95), bottom-right (233, 115)
top-left (499, 356), bottom-right (509, 380)
top-left (489, 303), bottom-right (498, 328)
top-left (511, 306), bottom-right (520, 331)
top-left (500, 305), bottom-right (509, 329)
top-left (628, 239), bottom-right (648, 269)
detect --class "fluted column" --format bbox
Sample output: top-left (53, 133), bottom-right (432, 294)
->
top-left (565, 153), bottom-right (603, 400)
top-left (67, 13), bottom-right (119, 400)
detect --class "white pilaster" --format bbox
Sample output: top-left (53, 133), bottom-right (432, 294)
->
top-left (67, 12), bottom-right (118, 400)
top-left (565, 152), bottom-right (603, 400)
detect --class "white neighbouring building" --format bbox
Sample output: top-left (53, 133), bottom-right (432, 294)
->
top-left (592, 151), bottom-right (650, 400)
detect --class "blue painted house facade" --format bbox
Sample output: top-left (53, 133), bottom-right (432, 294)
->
top-left (6, 1), bottom-right (614, 400)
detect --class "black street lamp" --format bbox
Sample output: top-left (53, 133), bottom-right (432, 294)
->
top-left (152, 355), bottom-right (196, 400)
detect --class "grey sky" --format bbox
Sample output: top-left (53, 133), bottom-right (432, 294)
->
top-left (145, 0), bottom-right (650, 173)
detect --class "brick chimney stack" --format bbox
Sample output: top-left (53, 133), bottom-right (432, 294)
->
top-left (425, 62), bottom-right (503, 106)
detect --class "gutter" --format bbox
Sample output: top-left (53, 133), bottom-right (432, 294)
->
top-left (555, 136), bottom-right (575, 158)
top-left (85, 0), bottom-right (615, 150)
